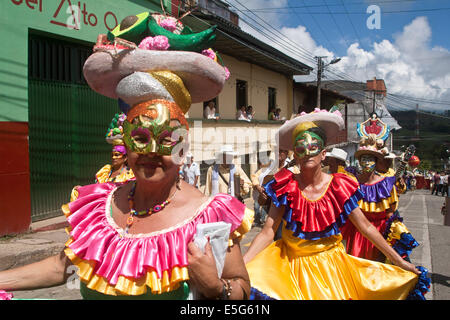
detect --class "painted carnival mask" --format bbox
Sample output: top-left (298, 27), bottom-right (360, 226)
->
top-left (123, 101), bottom-right (187, 156)
top-left (111, 151), bottom-right (125, 159)
top-left (294, 130), bottom-right (324, 159)
top-left (359, 155), bottom-right (377, 173)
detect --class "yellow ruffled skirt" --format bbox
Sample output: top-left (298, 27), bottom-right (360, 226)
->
top-left (246, 228), bottom-right (419, 300)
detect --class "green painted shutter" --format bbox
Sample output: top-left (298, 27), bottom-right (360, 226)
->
top-left (28, 34), bottom-right (117, 221)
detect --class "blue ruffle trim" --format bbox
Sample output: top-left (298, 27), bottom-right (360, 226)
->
top-left (406, 266), bottom-right (431, 300)
top-left (250, 287), bottom-right (276, 300)
top-left (263, 179), bottom-right (365, 240)
top-left (392, 233), bottom-right (419, 262)
top-left (383, 211), bottom-right (419, 261)
top-left (383, 210), bottom-right (403, 238)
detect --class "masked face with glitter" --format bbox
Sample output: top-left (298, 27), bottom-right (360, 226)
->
top-left (123, 99), bottom-right (189, 156)
top-left (359, 155), bottom-right (377, 173)
top-left (294, 129), bottom-right (325, 159)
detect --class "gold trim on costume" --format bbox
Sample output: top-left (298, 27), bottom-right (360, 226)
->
top-left (149, 71), bottom-right (192, 114)
top-left (358, 186), bottom-right (398, 212)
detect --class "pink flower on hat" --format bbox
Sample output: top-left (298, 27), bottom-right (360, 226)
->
top-left (152, 36), bottom-right (170, 50)
top-left (159, 18), bottom-right (177, 32)
top-left (138, 36), bottom-right (170, 51)
top-left (333, 110), bottom-right (342, 117)
top-left (224, 66), bottom-right (230, 80)
top-left (138, 36), bottom-right (154, 50)
top-left (0, 290), bottom-right (13, 300)
top-left (201, 48), bottom-right (216, 60)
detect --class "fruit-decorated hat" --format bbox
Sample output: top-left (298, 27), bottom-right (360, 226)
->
top-left (354, 113), bottom-right (390, 160)
top-left (276, 108), bottom-right (345, 151)
top-left (105, 112), bottom-right (127, 145)
top-left (83, 12), bottom-right (229, 115)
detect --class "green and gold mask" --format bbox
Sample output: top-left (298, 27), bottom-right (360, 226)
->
top-left (294, 130), bottom-right (324, 159)
top-left (123, 100), bottom-right (188, 156)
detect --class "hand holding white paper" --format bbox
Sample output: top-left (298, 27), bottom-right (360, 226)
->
top-left (188, 221), bottom-right (231, 299)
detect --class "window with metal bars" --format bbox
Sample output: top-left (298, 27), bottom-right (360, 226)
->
top-left (28, 33), bottom-right (92, 84)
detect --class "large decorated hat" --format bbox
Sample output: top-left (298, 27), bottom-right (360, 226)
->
top-left (277, 108), bottom-right (345, 151)
top-left (83, 11), bottom-right (229, 118)
top-left (354, 113), bottom-right (390, 160)
top-left (105, 112), bottom-right (127, 145)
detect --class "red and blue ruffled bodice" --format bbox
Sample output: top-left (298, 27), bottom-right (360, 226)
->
top-left (263, 169), bottom-right (364, 240)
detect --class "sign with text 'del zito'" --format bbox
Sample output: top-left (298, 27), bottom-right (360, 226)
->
top-left (10, 0), bottom-right (120, 32)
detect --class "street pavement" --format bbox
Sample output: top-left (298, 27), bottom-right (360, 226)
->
top-left (1, 189), bottom-right (448, 300)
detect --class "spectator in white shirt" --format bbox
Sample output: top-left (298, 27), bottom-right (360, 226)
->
top-left (441, 172), bottom-right (449, 197)
top-left (246, 105), bottom-right (255, 121)
top-left (182, 153), bottom-right (201, 188)
top-left (203, 100), bottom-right (219, 120)
top-left (236, 106), bottom-right (250, 121)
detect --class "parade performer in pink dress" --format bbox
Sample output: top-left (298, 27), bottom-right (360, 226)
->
top-left (0, 12), bottom-right (252, 300)
top-left (244, 109), bottom-right (429, 300)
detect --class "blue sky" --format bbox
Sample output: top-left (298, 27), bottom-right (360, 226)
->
top-left (224, 0), bottom-right (450, 113)
top-left (275, 0), bottom-right (450, 57)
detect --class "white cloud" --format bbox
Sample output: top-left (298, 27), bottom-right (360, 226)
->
top-left (332, 16), bottom-right (450, 112)
top-left (226, 2), bottom-right (450, 112)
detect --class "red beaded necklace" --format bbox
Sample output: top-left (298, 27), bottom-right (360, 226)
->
top-left (124, 181), bottom-right (178, 235)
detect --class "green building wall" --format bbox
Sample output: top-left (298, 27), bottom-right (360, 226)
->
top-left (0, 0), bottom-right (175, 122)
top-left (0, 0), bottom-right (179, 234)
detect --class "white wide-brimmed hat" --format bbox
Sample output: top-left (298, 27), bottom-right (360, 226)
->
top-left (326, 148), bottom-right (348, 162)
top-left (354, 145), bottom-right (386, 161)
top-left (276, 108), bottom-right (345, 151)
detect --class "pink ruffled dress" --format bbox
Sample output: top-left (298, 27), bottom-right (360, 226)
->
top-left (62, 182), bottom-right (253, 299)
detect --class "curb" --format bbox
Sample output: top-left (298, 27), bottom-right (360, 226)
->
top-left (31, 221), bottom-right (69, 233)
top-left (0, 216), bottom-right (69, 272)
top-left (0, 241), bottom-right (65, 272)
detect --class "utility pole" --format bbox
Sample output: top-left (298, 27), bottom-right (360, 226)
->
top-left (316, 56), bottom-right (325, 108)
top-left (372, 90), bottom-right (376, 113)
top-left (415, 104), bottom-right (419, 138)
top-left (315, 56), bottom-right (341, 109)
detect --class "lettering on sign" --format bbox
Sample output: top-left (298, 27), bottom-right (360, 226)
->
top-left (10, 0), bottom-right (119, 31)
top-left (11, 0), bottom-right (43, 12)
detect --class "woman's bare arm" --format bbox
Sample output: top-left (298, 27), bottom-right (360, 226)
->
top-left (243, 203), bottom-right (284, 264)
top-left (348, 207), bottom-right (420, 275)
top-left (0, 250), bottom-right (72, 291)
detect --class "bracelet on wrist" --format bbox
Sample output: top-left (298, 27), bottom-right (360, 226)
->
top-left (219, 279), bottom-right (232, 300)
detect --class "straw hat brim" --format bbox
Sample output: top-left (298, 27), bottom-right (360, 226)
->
top-left (276, 112), bottom-right (345, 151)
top-left (354, 149), bottom-right (385, 161)
top-left (83, 49), bottom-right (227, 104)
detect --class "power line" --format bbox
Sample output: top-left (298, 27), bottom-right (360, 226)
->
top-left (245, 7), bottom-right (450, 15)
top-left (298, 0), bottom-right (340, 56)
top-left (242, 0), bottom-right (436, 11)
top-left (323, 0), bottom-right (351, 50)
top-left (388, 93), bottom-right (450, 105)
top-left (177, 0), bottom-right (450, 120)
top-left (221, 0), bottom-right (319, 65)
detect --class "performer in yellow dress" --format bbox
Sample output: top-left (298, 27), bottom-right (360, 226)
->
top-left (95, 113), bottom-right (135, 184)
top-left (244, 108), bottom-right (429, 300)
top-left (70, 113), bottom-right (135, 202)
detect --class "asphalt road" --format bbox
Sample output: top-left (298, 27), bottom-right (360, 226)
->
top-left (10, 190), bottom-right (450, 300)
